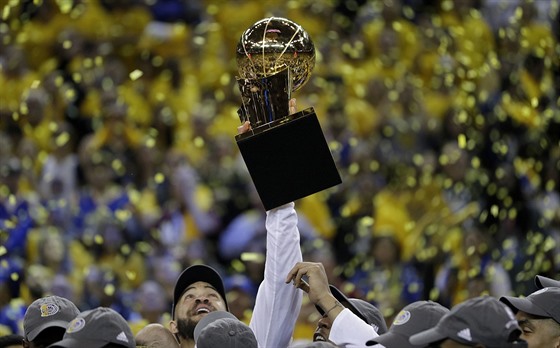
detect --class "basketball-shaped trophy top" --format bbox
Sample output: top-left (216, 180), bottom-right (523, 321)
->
top-left (236, 17), bottom-right (315, 92)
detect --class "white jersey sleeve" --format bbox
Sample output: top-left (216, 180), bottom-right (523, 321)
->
top-left (329, 308), bottom-right (380, 348)
top-left (250, 202), bottom-right (303, 348)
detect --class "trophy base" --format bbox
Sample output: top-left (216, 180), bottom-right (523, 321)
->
top-left (235, 107), bottom-right (342, 210)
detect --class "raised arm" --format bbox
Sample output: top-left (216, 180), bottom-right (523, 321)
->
top-left (250, 202), bottom-right (303, 348)
top-left (247, 98), bottom-right (303, 348)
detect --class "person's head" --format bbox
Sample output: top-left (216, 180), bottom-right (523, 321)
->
top-left (0, 334), bottom-right (24, 348)
top-left (20, 86), bottom-right (50, 127)
top-left (440, 141), bottom-right (470, 182)
top-left (409, 296), bottom-right (526, 347)
top-left (37, 227), bottom-right (66, 268)
top-left (23, 295), bottom-right (80, 348)
top-left (370, 234), bottom-right (401, 266)
top-left (135, 281), bottom-right (167, 323)
top-left (314, 285), bottom-right (387, 343)
top-left (500, 287), bottom-right (560, 348)
top-left (48, 307), bottom-right (135, 348)
top-left (135, 323), bottom-right (178, 348)
top-left (366, 300), bottom-right (450, 347)
top-left (193, 311), bottom-right (257, 348)
top-left (169, 264), bottom-right (228, 343)
top-left (223, 274), bottom-right (256, 320)
top-left (49, 121), bottom-right (76, 158)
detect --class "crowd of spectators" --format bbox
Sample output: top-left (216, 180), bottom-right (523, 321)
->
top-left (0, 0), bottom-right (559, 340)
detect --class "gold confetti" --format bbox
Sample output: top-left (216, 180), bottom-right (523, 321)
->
top-left (104, 284), bottom-right (116, 296)
top-left (125, 270), bottom-right (136, 281)
top-left (129, 69), bottom-right (143, 81)
top-left (240, 253), bottom-right (264, 263)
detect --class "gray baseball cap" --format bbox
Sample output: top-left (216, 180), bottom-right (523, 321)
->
top-left (409, 296), bottom-right (525, 348)
top-left (48, 307), bottom-right (135, 348)
top-left (194, 311), bottom-right (238, 342)
top-left (500, 287), bottom-right (560, 324)
top-left (366, 301), bottom-right (449, 347)
top-left (316, 285), bottom-right (388, 334)
top-left (535, 275), bottom-right (560, 289)
top-left (23, 295), bottom-right (80, 341)
top-left (193, 310), bottom-right (257, 348)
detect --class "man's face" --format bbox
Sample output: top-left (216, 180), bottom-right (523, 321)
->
top-left (516, 311), bottom-right (560, 348)
top-left (170, 281), bottom-right (226, 340)
top-left (313, 314), bottom-right (333, 343)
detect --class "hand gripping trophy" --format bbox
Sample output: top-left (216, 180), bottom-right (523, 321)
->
top-left (234, 17), bottom-right (341, 210)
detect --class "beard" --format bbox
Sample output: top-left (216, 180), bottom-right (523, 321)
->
top-left (176, 317), bottom-right (198, 340)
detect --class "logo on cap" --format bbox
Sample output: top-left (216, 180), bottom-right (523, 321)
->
top-left (66, 318), bottom-right (86, 333)
top-left (393, 310), bottom-right (411, 325)
top-left (40, 303), bottom-right (60, 317)
top-left (457, 328), bottom-right (472, 341)
top-left (116, 331), bottom-right (129, 343)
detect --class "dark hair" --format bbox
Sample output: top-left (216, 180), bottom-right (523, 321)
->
top-left (0, 334), bottom-right (23, 347)
top-left (100, 344), bottom-right (131, 348)
top-left (32, 327), bottom-right (66, 347)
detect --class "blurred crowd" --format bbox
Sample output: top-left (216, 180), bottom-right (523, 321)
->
top-left (0, 0), bottom-right (559, 340)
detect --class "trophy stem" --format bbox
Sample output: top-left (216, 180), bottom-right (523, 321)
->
top-left (236, 69), bottom-right (291, 128)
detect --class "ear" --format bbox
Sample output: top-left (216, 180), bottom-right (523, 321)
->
top-left (169, 320), bottom-right (178, 334)
top-left (554, 335), bottom-right (560, 348)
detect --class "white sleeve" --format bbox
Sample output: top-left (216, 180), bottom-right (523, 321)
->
top-left (329, 308), bottom-right (379, 348)
top-left (250, 202), bottom-right (303, 348)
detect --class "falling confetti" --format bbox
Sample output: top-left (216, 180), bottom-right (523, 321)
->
top-left (0, 0), bottom-right (557, 332)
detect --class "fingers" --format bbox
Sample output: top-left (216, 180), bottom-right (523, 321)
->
top-left (298, 279), bottom-right (310, 293)
top-left (237, 120), bottom-right (251, 134)
top-left (238, 99), bottom-right (295, 135)
top-left (238, 99), bottom-right (295, 134)
top-left (285, 267), bottom-right (310, 292)
top-left (285, 262), bottom-right (306, 287)
top-left (289, 98), bottom-right (297, 115)
top-left (287, 262), bottom-right (335, 305)
top-left (285, 262), bottom-right (323, 292)
top-left (286, 262), bottom-right (310, 292)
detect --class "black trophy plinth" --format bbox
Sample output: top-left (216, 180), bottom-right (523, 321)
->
top-left (235, 107), bottom-right (341, 210)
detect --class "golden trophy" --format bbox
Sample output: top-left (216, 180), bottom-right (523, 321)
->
top-left (235, 17), bottom-right (341, 210)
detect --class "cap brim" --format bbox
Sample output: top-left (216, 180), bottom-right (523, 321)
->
top-left (47, 337), bottom-right (130, 348)
top-left (47, 337), bottom-right (95, 348)
top-left (409, 327), bottom-right (448, 346)
top-left (500, 296), bottom-right (550, 318)
top-left (193, 311), bottom-right (237, 343)
top-left (172, 264), bottom-right (228, 317)
top-left (315, 285), bottom-right (366, 323)
top-left (26, 320), bottom-right (70, 341)
top-left (535, 275), bottom-right (560, 289)
top-left (367, 332), bottom-right (414, 347)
